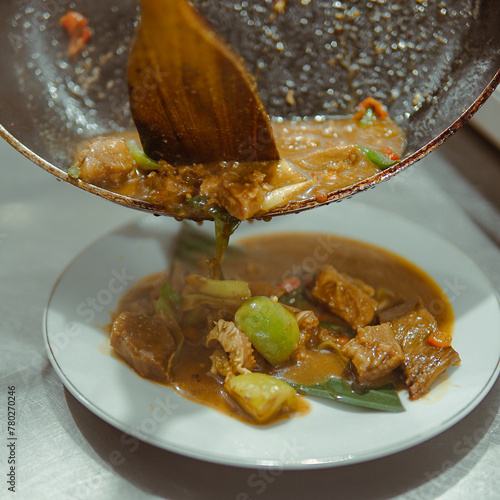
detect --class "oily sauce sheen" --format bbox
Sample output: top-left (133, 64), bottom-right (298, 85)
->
top-left (110, 232), bottom-right (454, 425)
top-left (75, 112), bottom-right (405, 220)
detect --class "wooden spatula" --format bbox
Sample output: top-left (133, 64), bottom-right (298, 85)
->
top-left (127, 0), bottom-right (280, 166)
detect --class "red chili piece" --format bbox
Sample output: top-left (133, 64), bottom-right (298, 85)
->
top-left (60, 11), bottom-right (92, 56)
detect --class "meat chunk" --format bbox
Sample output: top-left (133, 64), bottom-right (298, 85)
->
top-left (208, 346), bottom-right (235, 379)
top-left (312, 265), bottom-right (378, 328)
top-left (76, 137), bottom-right (135, 186)
top-left (110, 312), bottom-right (177, 382)
top-left (201, 169), bottom-right (269, 221)
top-left (294, 309), bottom-right (320, 331)
top-left (342, 324), bottom-right (404, 383)
top-left (206, 320), bottom-right (256, 377)
top-left (379, 298), bottom-right (460, 399)
top-left (286, 308), bottom-right (320, 360)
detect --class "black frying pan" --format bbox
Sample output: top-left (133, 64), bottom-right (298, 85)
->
top-left (0, 0), bottom-right (499, 217)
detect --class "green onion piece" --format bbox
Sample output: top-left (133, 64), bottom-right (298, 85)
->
top-left (180, 293), bottom-right (248, 311)
top-left (184, 275), bottom-right (251, 300)
top-left (358, 145), bottom-right (399, 170)
top-left (155, 282), bottom-right (183, 316)
top-left (126, 140), bottom-right (162, 170)
top-left (359, 107), bottom-right (376, 127)
top-left (292, 378), bottom-right (404, 412)
top-left (185, 195), bottom-right (209, 211)
top-left (181, 274), bottom-right (252, 311)
top-left (181, 276), bottom-right (251, 311)
top-left (279, 287), bottom-right (308, 308)
top-left (67, 164), bottom-right (80, 179)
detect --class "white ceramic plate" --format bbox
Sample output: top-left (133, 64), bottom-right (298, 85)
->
top-left (44, 202), bottom-right (500, 469)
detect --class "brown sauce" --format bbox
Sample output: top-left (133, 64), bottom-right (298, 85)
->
top-left (231, 233), bottom-right (453, 332)
top-left (110, 232), bottom-right (453, 425)
top-left (75, 112), bottom-right (405, 220)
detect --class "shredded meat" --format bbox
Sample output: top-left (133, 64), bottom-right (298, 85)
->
top-left (208, 346), bottom-right (234, 378)
top-left (279, 305), bottom-right (320, 360)
top-left (201, 169), bottom-right (269, 220)
top-left (316, 326), bottom-right (340, 345)
top-left (293, 309), bottom-right (319, 360)
top-left (379, 298), bottom-right (461, 399)
top-left (342, 323), bottom-right (404, 383)
top-left (206, 320), bottom-right (256, 377)
top-left (312, 265), bottom-right (378, 328)
top-left (295, 309), bottom-right (320, 330)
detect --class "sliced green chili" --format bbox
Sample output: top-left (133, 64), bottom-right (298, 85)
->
top-left (358, 145), bottom-right (399, 170)
top-left (126, 140), bottom-right (162, 170)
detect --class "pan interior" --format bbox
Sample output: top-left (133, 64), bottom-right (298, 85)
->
top-left (0, 0), bottom-right (498, 202)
